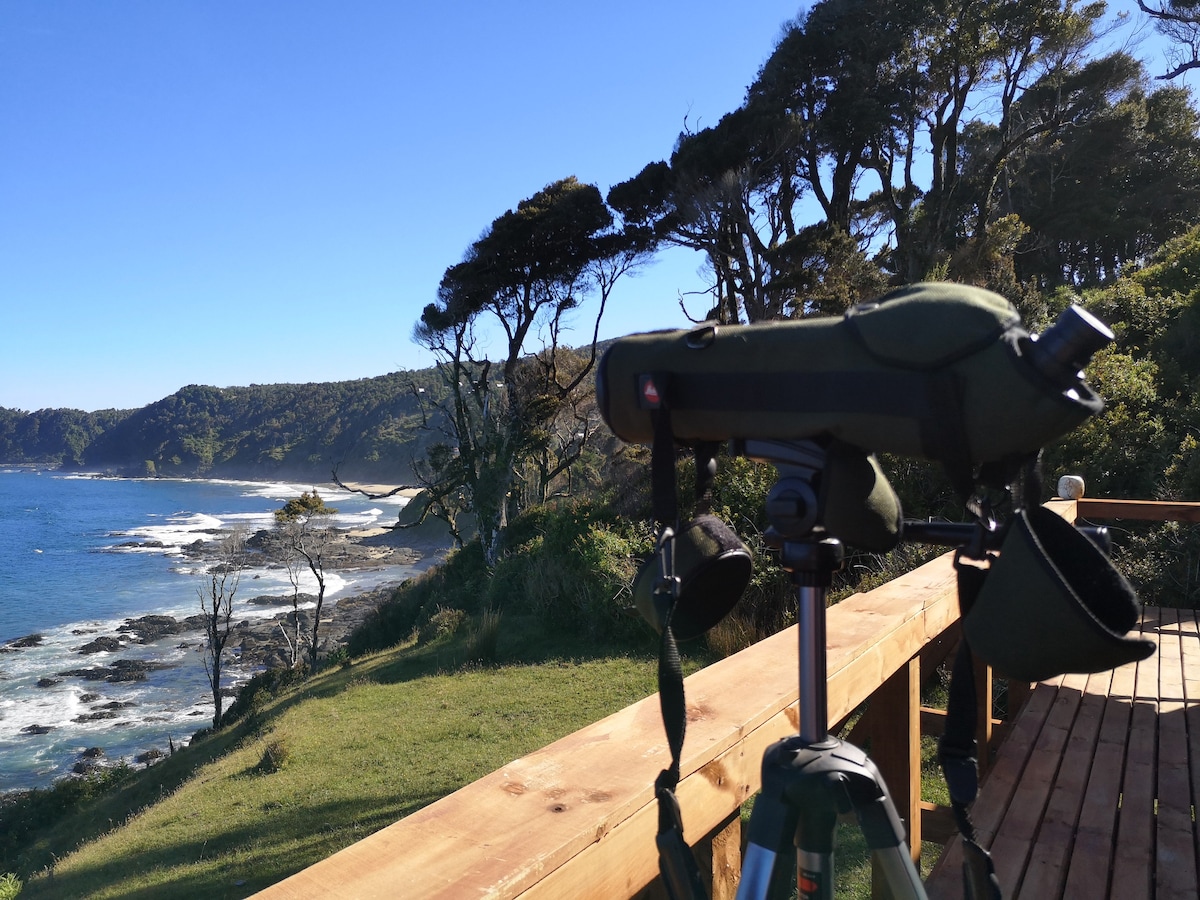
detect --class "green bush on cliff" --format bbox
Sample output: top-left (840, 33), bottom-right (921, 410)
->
top-left (348, 499), bottom-right (654, 657)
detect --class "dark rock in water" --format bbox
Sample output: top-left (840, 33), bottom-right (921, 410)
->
top-left (113, 540), bottom-right (165, 549)
top-left (135, 748), bottom-right (164, 764)
top-left (1, 633), bottom-right (44, 652)
top-left (77, 636), bottom-right (126, 654)
top-left (58, 657), bottom-right (172, 683)
top-left (36, 677), bottom-right (62, 688)
top-left (20, 724), bottom-right (54, 735)
top-left (246, 529), bottom-right (273, 549)
top-left (74, 710), bottom-right (119, 722)
top-left (79, 693), bottom-right (101, 703)
top-left (109, 659), bottom-right (167, 682)
top-left (94, 700), bottom-right (137, 710)
top-left (118, 615), bottom-right (184, 643)
top-left (80, 746), bottom-right (106, 759)
top-left (248, 593), bottom-right (315, 607)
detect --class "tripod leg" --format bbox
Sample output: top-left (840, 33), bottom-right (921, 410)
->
top-left (846, 759), bottom-right (928, 900)
top-left (736, 737), bottom-right (809, 900)
top-left (736, 788), bottom-right (799, 899)
top-left (793, 796), bottom-right (839, 900)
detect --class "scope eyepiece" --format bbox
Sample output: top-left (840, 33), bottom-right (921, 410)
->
top-left (1030, 305), bottom-right (1113, 384)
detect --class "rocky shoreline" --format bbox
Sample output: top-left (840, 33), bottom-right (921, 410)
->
top-left (6, 519), bottom-right (441, 672)
top-left (1, 521), bottom-right (445, 780)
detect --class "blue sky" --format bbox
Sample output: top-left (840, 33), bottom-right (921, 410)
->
top-left (0, 1), bottom-right (1178, 412)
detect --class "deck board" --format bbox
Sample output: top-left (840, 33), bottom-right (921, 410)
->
top-left (1019, 676), bottom-right (1106, 898)
top-left (927, 608), bottom-right (1200, 899)
top-left (1060, 673), bottom-right (1126, 900)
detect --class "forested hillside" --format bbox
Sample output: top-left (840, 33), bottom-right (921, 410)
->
top-left (0, 369), bottom-right (448, 484)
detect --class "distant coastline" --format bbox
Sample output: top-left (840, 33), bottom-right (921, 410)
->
top-left (1, 371), bottom-right (445, 486)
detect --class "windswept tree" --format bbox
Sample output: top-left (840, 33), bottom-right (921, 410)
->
top-left (274, 490), bottom-right (338, 671)
top-left (612, 0), bottom-right (1137, 303)
top-left (412, 177), bottom-right (645, 565)
top-left (198, 529), bottom-right (246, 728)
top-left (999, 78), bottom-right (1200, 287)
top-left (1139, 0), bottom-right (1200, 78)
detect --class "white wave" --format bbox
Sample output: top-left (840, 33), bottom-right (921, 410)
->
top-left (106, 512), bottom-right (226, 553)
top-left (239, 482), bottom-right (332, 502)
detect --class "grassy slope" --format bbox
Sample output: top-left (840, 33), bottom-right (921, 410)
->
top-left (16, 625), bottom-right (676, 899)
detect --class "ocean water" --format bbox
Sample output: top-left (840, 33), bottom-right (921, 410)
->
top-left (0, 470), bottom-right (415, 792)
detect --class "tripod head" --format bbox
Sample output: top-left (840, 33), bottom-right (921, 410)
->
top-left (734, 437), bottom-right (902, 556)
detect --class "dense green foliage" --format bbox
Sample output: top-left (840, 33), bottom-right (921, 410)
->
top-left (348, 498), bottom-right (656, 657)
top-left (0, 370), bottom-right (450, 482)
top-left (609, 0), bottom-right (1200, 325)
top-left (1044, 227), bottom-right (1200, 501)
top-left (0, 407), bottom-right (130, 467)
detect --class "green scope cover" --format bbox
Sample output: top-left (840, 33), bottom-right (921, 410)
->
top-left (597, 283), bottom-right (1103, 467)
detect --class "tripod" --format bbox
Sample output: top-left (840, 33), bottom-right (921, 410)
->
top-left (734, 442), bottom-right (927, 900)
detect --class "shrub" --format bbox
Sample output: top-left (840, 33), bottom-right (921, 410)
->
top-left (0, 873), bottom-right (20, 900)
top-left (1112, 521), bottom-right (1200, 609)
top-left (466, 609), bottom-right (503, 664)
top-left (419, 606), bottom-right (468, 643)
top-left (489, 502), bottom-right (650, 639)
top-left (220, 664), bottom-right (308, 726)
top-left (256, 738), bottom-right (292, 775)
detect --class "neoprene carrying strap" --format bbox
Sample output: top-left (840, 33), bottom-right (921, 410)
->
top-left (649, 406), bottom-right (708, 900)
top-left (939, 550), bottom-right (1003, 900)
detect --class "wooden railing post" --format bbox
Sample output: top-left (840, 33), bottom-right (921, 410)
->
top-left (974, 653), bottom-right (993, 777)
top-left (695, 810), bottom-right (742, 900)
top-left (867, 656), bottom-right (922, 899)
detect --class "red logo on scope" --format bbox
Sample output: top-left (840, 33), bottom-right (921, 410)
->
top-left (639, 375), bottom-right (662, 408)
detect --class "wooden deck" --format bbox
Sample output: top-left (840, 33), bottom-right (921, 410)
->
top-left (926, 606), bottom-right (1200, 899)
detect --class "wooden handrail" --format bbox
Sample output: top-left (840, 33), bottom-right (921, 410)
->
top-left (1076, 497), bottom-right (1200, 523)
top-left (258, 503), bottom-right (1105, 899)
top-left (257, 553), bottom-right (969, 898)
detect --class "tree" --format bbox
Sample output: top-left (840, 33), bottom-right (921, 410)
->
top-left (611, 0), bottom-right (1119, 313)
top-left (274, 491), bottom-right (339, 671)
top-left (1138, 0), bottom-right (1200, 78)
top-left (412, 177), bottom-right (644, 566)
top-left (198, 530), bottom-right (246, 728)
top-left (1001, 79), bottom-right (1200, 286)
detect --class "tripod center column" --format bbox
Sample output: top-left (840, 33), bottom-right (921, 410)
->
top-left (780, 537), bottom-right (844, 745)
